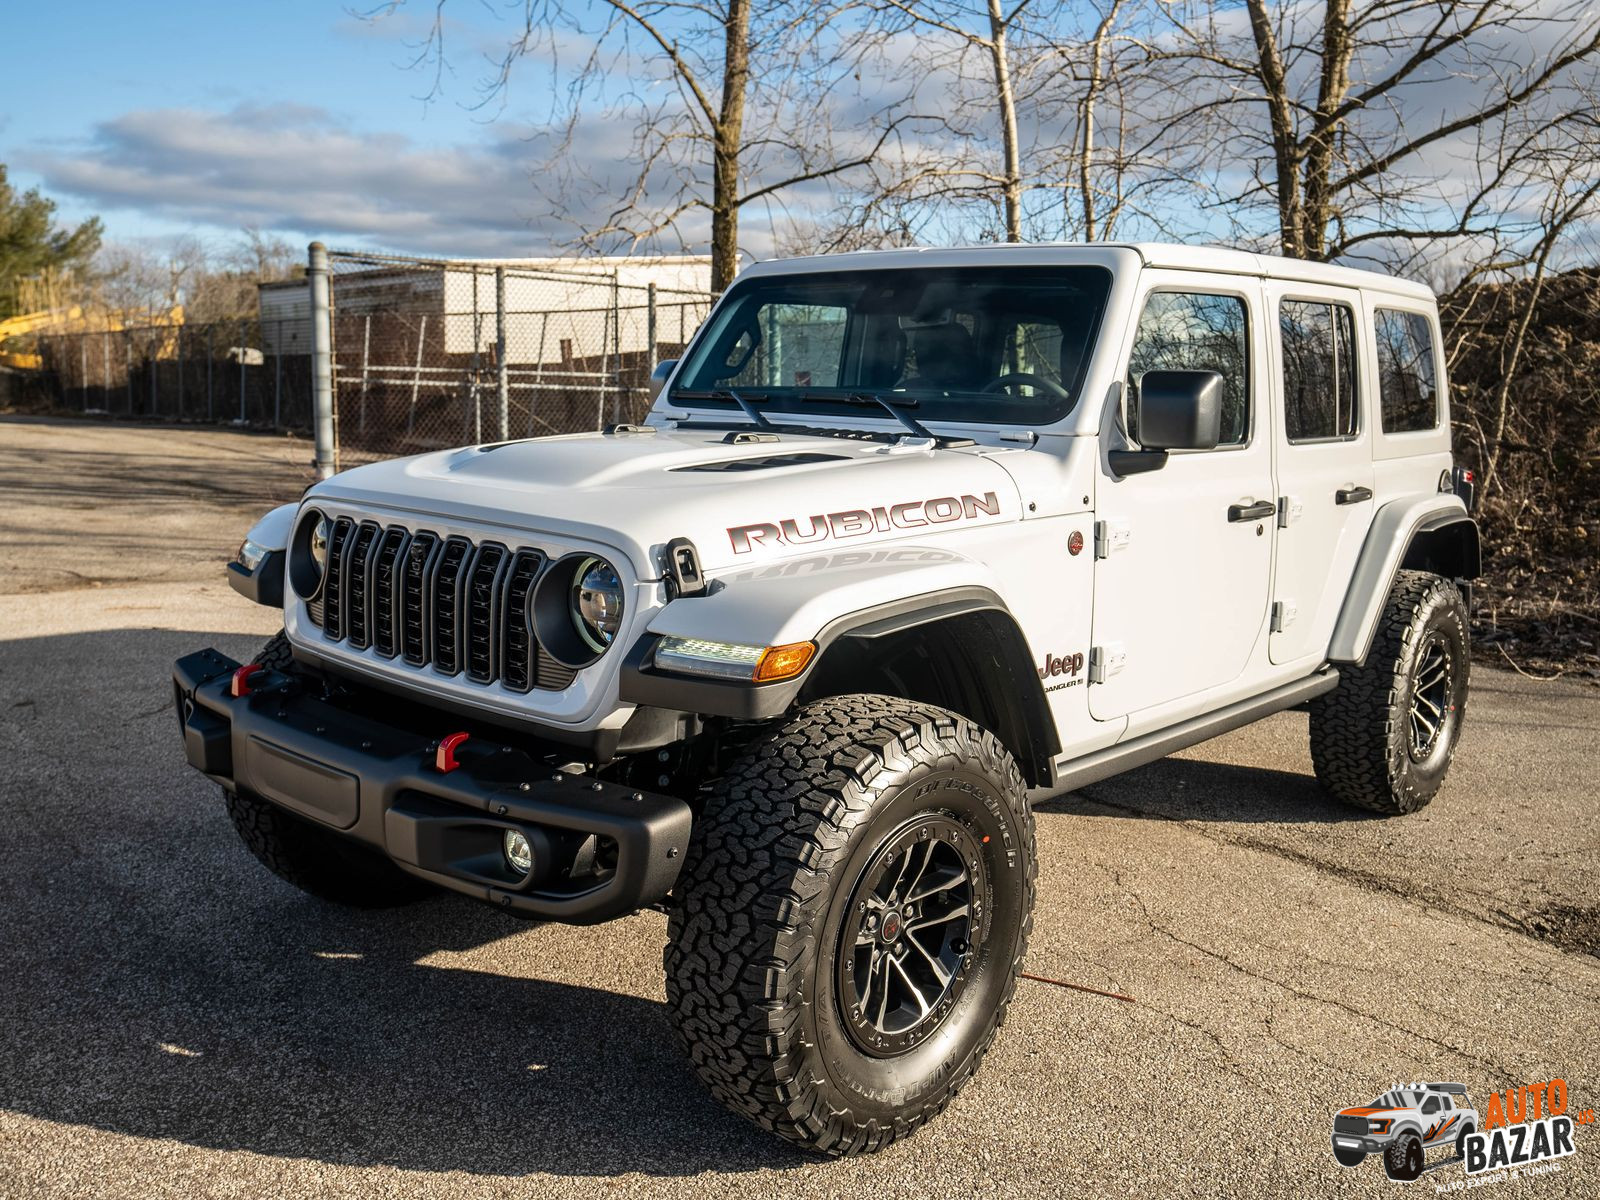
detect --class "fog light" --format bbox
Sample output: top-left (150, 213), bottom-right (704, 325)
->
top-left (504, 829), bottom-right (534, 875)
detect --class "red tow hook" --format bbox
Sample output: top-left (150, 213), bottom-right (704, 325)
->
top-left (435, 731), bottom-right (470, 773)
top-left (230, 663), bottom-right (264, 697)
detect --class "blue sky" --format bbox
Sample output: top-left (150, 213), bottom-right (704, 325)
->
top-left (4, 1), bottom-right (576, 257)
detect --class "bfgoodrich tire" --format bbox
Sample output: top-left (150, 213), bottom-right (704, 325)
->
top-left (1310, 570), bottom-right (1469, 814)
top-left (665, 695), bottom-right (1036, 1155)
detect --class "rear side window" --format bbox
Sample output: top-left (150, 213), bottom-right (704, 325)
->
top-left (1280, 299), bottom-right (1359, 442)
top-left (1126, 291), bottom-right (1250, 446)
top-left (1374, 309), bottom-right (1440, 433)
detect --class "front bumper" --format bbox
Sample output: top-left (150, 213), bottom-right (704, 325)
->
top-left (173, 648), bottom-right (691, 923)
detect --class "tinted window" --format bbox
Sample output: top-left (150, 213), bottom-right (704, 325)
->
top-left (1280, 300), bottom-right (1359, 442)
top-left (1375, 309), bottom-right (1439, 433)
top-left (672, 267), bottom-right (1112, 427)
top-left (1126, 292), bottom-right (1249, 446)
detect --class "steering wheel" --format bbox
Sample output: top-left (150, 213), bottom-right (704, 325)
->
top-left (982, 372), bottom-right (1069, 400)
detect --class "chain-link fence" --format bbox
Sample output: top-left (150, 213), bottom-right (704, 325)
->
top-left (30, 319), bottom-right (314, 428)
top-left (323, 251), bottom-right (715, 466)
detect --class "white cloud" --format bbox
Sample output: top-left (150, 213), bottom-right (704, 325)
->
top-left (21, 104), bottom-right (593, 258)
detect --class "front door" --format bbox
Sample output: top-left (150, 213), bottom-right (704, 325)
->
top-left (1089, 279), bottom-right (1276, 721)
top-left (1265, 283), bottom-right (1375, 665)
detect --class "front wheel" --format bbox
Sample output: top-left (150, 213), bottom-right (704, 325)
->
top-left (1385, 1132), bottom-right (1425, 1181)
top-left (665, 696), bottom-right (1036, 1155)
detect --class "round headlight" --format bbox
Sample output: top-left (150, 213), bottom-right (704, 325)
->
top-left (289, 509), bottom-right (331, 601)
top-left (571, 557), bottom-right (624, 651)
top-left (309, 515), bottom-right (330, 573)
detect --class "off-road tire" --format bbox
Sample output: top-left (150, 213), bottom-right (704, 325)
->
top-left (253, 629), bottom-right (295, 674)
top-left (1384, 1132), bottom-right (1425, 1181)
top-left (225, 789), bottom-right (432, 906)
top-left (1310, 570), bottom-right (1469, 814)
top-left (1331, 1139), bottom-right (1366, 1168)
top-left (665, 695), bottom-right (1036, 1156)
top-left (223, 631), bottom-right (432, 907)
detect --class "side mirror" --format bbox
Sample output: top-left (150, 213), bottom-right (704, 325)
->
top-left (648, 359), bottom-right (679, 404)
top-left (1136, 369), bottom-right (1223, 451)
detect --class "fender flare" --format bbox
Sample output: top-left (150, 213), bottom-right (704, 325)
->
top-left (619, 584), bottom-right (1059, 783)
top-left (1328, 495), bottom-right (1478, 664)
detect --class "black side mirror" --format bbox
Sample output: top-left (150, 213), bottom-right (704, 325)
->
top-left (1137, 370), bottom-right (1223, 451)
top-left (1108, 369), bottom-right (1224, 477)
top-left (648, 359), bottom-right (678, 403)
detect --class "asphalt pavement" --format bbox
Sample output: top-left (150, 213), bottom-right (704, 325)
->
top-left (2, 415), bottom-right (1596, 1198)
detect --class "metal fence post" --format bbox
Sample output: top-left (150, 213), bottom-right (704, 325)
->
top-left (495, 266), bottom-right (509, 441)
top-left (647, 282), bottom-right (658, 363)
top-left (358, 314), bottom-right (370, 435)
top-left (125, 335), bottom-right (133, 413)
top-left (239, 345), bottom-right (246, 424)
top-left (206, 327), bottom-right (214, 420)
top-left (177, 326), bottom-right (186, 417)
top-left (275, 318), bottom-right (283, 428)
top-left (79, 337), bottom-right (88, 411)
top-left (149, 332), bottom-right (158, 415)
top-left (101, 331), bottom-right (109, 408)
top-left (309, 242), bottom-right (336, 478)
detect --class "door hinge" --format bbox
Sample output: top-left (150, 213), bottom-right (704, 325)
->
top-left (1093, 520), bottom-right (1131, 560)
top-left (1271, 600), bottom-right (1298, 633)
top-left (1089, 643), bottom-right (1127, 684)
top-left (1277, 496), bottom-right (1303, 528)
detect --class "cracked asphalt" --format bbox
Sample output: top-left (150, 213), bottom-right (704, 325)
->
top-left (2, 415), bottom-right (1597, 1198)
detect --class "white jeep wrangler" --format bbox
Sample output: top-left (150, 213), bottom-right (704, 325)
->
top-left (174, 243), bottom-right (1479, 1156)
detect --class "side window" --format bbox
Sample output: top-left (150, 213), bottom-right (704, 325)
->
top-left (1126, 291), bottom-right (1250, 446)
top-left (1374, 308), bottom-right (1440, 433)
top-left (1280, 299), bottom-right (1359, 442)
top-left (1422, 1096), bottom-right (1441, 1114)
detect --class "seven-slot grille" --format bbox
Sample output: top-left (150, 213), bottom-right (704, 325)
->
top-left (314, 516), bottom-right (577, 692)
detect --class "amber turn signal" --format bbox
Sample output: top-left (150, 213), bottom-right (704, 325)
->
top-left (753, 641), bottom-right (816, 683)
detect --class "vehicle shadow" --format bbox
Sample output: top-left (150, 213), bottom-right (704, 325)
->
top-left (0, 624), bottom-right (808, 1178)
top-left (1034, 754), bottom-right (1385, 826)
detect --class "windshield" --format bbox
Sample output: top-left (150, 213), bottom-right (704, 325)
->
top-left (670, 265), bottom-right (1112, 427)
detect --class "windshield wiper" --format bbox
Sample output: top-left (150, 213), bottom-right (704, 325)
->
top-left (668, 387), bottom-right (781, 431)
top-left (840, 392), bottom-right (935, 440)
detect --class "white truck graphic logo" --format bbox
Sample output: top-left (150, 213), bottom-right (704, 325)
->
top-left (1331, 1082), bottom-right (1480, 1182)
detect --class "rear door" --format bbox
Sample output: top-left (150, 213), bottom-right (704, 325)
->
top-left (1088, 276), bottom-right (1275, 721)
top-left (1265, 283), bottom-right (1375, 665)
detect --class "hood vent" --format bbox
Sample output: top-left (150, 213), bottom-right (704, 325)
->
top-left (675, 452), bottom-right (849, 473)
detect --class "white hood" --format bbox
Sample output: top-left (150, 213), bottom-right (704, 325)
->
top-left (310, 427), bottom-right (1025, 577)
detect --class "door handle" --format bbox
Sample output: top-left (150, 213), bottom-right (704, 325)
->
top-left (1336, 486), bottom-right (1373, 505)
top-left (1228, 500), bottom-right (1276, 522)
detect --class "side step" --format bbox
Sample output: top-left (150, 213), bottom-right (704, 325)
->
top-left (1050, 670), bottom-right (1339, 795)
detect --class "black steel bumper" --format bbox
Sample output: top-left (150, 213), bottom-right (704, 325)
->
top-left (173, 648), bottom-right (691, 923)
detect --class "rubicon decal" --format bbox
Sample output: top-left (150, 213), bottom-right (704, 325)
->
top-left (728, 492), bottom-right (1001, 554)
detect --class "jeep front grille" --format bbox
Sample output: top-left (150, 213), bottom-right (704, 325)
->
top-left (315, 516), bottom-right (577, 692)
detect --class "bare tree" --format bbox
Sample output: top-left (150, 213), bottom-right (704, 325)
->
top-left (371, 1), bottom-right (915, 291)
top-left (1152, 0), bottom-right (1600, 262)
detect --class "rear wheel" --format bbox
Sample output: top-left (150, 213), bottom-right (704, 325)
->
top-left (1310, 570), bottom-right (1469, 814)
top-left (666, 695), bottom-right (1035, 1155)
